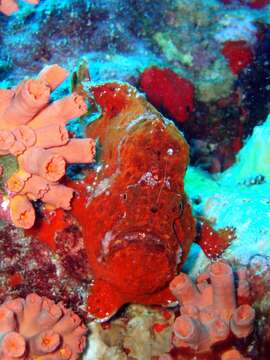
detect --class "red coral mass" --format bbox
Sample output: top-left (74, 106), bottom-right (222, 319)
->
top-left (220, 0), bottom-right (270, 8)
top-left (140, 66), bottom-right (194, 123)
top-left (222, 40), bottom-right (253, 75)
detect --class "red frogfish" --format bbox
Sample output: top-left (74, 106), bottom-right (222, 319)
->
top-left (71, 82), bottom-right (196, 320)
top-left (29, 82), bottom-right (196, 321)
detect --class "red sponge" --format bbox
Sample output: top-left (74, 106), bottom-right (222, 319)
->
top-left (220, 0), bottom-right (270, 8)
top-left (222, 40), bottom-right (253, 75)
top-left (140, 66), bottom-right (194, 123)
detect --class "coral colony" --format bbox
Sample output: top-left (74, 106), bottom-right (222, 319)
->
top-left (0, 294), bottom-right (87, 359)
top-left (0, 64), bottom-right (95, 229)
top-left (2, 1), bottom-right (270, 360)
top-left (170, 261), bottom-right (254, 353)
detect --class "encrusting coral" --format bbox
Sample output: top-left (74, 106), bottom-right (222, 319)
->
top-left (0, 64), bottom-right (95, 229)
top-left (0, 0), bottom-right (38, 16)
top-left (170, 261), bottom-right (255, 353)
top-left (0, 293), bottom-right (87, 359)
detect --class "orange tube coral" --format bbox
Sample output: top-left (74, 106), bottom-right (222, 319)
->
top-left (230, 304), bottom-right (255, 338)
top-left (41, 184), bottom-right (74, 210)
top-left (237, 267), bottom-right (251, 304)
top-left (181, 304), bottom-right (200, 319)
top-left (9, 194), bottom-right (35, 229)
top-left (0, 294), bottom-right (87, 360)
top-left (1, 80), bottom-right (50, 128)
top-left (19, 147), bottom-right (66, 182)
top-left (173, 315), bottom-right (202, 350)
top-left (29, 93), bottom-right (88, 129)
top-left (35, 124), bottom-right (69, 148)
top-left (0, 307), bottom-right (16, 332)
top-left (5, 298), bottom-right (24, 323)
top-left (0, 0), bottom-right (38, 15)
top-left (209, 261), bottom-right (236, 321)
top-left (0, 65), bottom-right (95, 229)
top-left (30, 330), bottom-right (61, 355)
top-left (170, 273), bottom-right (201, 307)
top-left (0, 89), bottom-right (14, 114)
top-left (170, 261), bottom-right (255, 353)
top-left (173, 315), bottom-right (229, 353)
top-left (6, 171), bottom-right (31, 194)
top-left (9, 141), bottom-right (26, 156)
top-left (20, 175), bottom-right (49, 201)
top-left (207, 318), bottom-right (229, 344)
top-left (24, 0), bottom-right (39, 4)
top-left (51, 138), bottom-right (96, 163)
top-left (1, 332), bottom-right (26, 358)
top-left (38, 64), bottom-right (69, 91)
top-left (6, 175), bottom-right (25, 194)
top-left (0, 0), bottom-right (18, 15)
top-left (12, 125), bottom-right (36, 148)
top-left (0, 130), bottom-right (15, 155)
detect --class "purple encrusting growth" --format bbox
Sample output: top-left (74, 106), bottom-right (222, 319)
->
top-left (0, 222), bottom-right (91, 320)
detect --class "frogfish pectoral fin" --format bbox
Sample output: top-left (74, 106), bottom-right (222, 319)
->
top-left (197, 218), bottom-right (236, 259)
top-left (87, 279), bottom-right (125, 322)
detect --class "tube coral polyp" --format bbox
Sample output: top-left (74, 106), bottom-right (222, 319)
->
top-left (170, 261), bottom-right (255, 353)
top-left (0, 293), bottom-right (87, 359)
top-left (0, 64), bottom-right (96, 229)
top-left (0, 0), bottom-right (38, 16)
